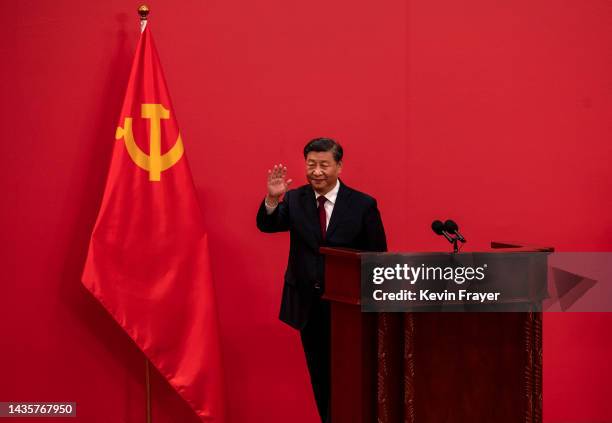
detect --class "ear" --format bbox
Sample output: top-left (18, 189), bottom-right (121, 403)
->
top-left (337, 161), bottom-right (343, 174)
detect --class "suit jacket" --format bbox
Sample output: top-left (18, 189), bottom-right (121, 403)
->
top-left (256, 180), bottom-right (387, 330)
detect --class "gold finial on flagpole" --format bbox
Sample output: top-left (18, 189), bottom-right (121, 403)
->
top-left (138, 5), bottom-right (149, 32)
top-left (138, 5), bottom-right (150, 20)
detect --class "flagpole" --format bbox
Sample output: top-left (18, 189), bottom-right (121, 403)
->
top-left (137, 6), bottom-right (152, 422)
top-left (145, 358), bottom-right (152, 423)
top-left (138, 4), bottom-right (149, 32)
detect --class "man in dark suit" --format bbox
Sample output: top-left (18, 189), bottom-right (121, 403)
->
top-left (256, 138), bottom-right (387, 422)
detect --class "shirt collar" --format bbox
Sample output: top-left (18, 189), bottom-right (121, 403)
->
top-left (314, 179), bottom-right (340, 205)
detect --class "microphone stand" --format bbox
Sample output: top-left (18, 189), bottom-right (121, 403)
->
top-left (452, 236), bottom-right (459, 254)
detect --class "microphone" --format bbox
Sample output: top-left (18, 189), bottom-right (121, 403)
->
top-left (444, 219), bottom-right (466, 243)
top-left (431, 220), bottom-right (454, 244)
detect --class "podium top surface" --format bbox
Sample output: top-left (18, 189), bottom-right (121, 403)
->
top-left (320, 241), bottom-right (553, 259)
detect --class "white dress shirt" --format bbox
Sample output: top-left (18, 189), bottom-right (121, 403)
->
top-left (265, 180), bottom-right (340, 230)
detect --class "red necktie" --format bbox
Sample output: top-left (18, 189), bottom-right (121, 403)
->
top-left (317, 196), bottom-right (327, 239)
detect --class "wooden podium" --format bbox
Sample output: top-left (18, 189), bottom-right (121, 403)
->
top-left (320, 242), bottom-right (553, 423)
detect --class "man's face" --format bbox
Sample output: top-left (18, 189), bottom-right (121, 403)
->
top-left (305, 151), bottom-right (342, 195)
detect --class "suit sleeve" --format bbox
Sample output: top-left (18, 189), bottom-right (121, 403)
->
top-left (256, 192), bottom-right (291, 233)
top-left (364, 199), bottom-right (387, 252)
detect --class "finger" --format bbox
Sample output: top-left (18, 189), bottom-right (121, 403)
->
top-left (286, 178), bottom-right (293, 186)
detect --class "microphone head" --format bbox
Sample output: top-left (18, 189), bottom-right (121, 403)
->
top-left (431, 220), bottom-right (445, 235)
top-left (444, 219), bottom-right (459, 232)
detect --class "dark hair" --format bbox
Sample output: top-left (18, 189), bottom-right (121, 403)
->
top-left (303, 137), bottom-right (343, 163)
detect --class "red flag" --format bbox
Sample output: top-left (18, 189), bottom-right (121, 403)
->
top-left (82, 25), bottom-right (224, 421)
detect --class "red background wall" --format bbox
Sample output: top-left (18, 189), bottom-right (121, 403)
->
top-left (1, 0), bottom-right (611, 422)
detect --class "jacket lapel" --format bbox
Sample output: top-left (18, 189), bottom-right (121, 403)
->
top-left (325, 181), bottom-right (352, 240)
top-left (300, 185), bottom-right (322, 244)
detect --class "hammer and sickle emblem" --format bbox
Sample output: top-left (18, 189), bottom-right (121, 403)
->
top-left (115, 104), bottom-right (184, 181)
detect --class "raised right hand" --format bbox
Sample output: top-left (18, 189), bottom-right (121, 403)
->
top-left (266, 163), bottom-right (293, 204)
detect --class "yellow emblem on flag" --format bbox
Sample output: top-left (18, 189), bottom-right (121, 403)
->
top-left (115, 103), bottom-right (184, 181)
